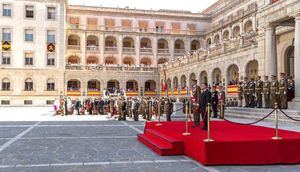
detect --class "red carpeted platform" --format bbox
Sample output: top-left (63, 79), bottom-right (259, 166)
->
top-left (138, 121), bottom-right (300, 165)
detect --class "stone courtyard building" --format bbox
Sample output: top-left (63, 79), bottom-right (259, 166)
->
top-left (0, 0), bottom-right (299, 108)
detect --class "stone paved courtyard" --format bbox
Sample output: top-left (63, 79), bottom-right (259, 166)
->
top-left (0, 108), bottom-right (300, 171)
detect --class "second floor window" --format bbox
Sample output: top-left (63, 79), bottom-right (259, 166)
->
top-left (47, 53), bottom-right (55, 66)
top-left (25, 52), bottom-right (33, 66)
top-left (1, 78), bottom-right (10, 91)
top-left (47, 7), bottom-right (56, 20)
top-left (25, 29), bottom-right (33, 42)
top-left (2, 28), bottom-right (11, 41)
top-left (25, 5), bottom-right (34, 18)
top-left (2, 52), bottom-right (10, 65)
top-left (47, 79), bottom-right (55, 91)
top-left (25, 79), bottom-right (33, 91)
top-left (47, 30), bottom-right (55, 43)
top-left (3, 4), bottom-right (11, 17)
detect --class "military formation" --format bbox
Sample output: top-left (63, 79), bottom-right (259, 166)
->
top-left (238, 73), bottom-right (295, 109)
top-left (53, 95), bottom-right (175, 122)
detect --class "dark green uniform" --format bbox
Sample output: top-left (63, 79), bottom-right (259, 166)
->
top-left (238, 82), bottom-right (243, 107)
top-left (263, 78), bottom-right (271, 108)
top-left (255, 78), bottom-right (263, 108)
top-left (248, 80), bottom-right (255, 108)
top-left (243, 80), bottom-right (249, 107)
top-left (270, 78), bottom-right (279, 109)
top-left (279, 77), bottom-right (288, 109)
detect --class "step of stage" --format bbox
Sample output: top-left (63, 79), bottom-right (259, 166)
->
top-left (225, 107), bottom-right (300, 124)
top-left (138, 129), bottom-right (184, 156)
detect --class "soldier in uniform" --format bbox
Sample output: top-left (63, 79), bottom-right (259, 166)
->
top-left (117, 97), bottom-right (123, 120)
top-left (279, 73), bottom-right (288, 109)
top-left (211, 85), bottom-right (219, 118)
top-left (255, 76), bottom-right (263, 108)
top-left (243, 77), bottom-right (249, 107)
top-left (237, 81), bottom-right (243, 107)
top-left (263, 75), bottom-right (271, 108)
top-left (190, 79), bottom-right (201, 127)
top-left (248, 78), bottom-right (256, 108)
top-left (164, 98), bottom-right (173, 121)
top-left (133, 98), bottom-right (140, 121)
top-left (270, 75), bottom-right (279, 109)
top-left (219, 86), bottom-right (226, 118)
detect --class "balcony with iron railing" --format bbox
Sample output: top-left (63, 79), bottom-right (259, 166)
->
top-left (65, 64), bottom-right (159, 72)
top-left (105, 46), bottom-right (117, 53)
top-left (157, 48), bottom-right (170, 54)
top-left (140, 47), bottom-right (153, 54)
top-left (122, 47), bottom-right (135, 54)
top-left (164, 32), bottom-right (259, 70)
top-left (67, 24), bottom-right (205, 36)
top-left (86, 45), bottom-right (99, 52)
top-left (174, 49), bottom-right (186, 55)
top-left (67, 45), bottom-right (81, 51)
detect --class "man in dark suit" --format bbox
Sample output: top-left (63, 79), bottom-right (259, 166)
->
top-left (199, 83), bottom-right (211, 130)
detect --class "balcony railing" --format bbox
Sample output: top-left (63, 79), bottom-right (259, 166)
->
top-left (67, 45), bottom-right (80, 50)
top-left (86, 45), bottom-right (99, 51)
top-left (105, 46), bottom-right (117, 53)
top-left (122, 47), bottom-right (135, 53)
top-left (65, 64), bottom-right (159, 72)
top-left (157, 49), bottom-right (169, 54)
top-left (140, 48), bottom-right (153, 54)
top-left (174, 49), bottom-right (186, 54)
top-left (67, 25), bottom-right (205, 35)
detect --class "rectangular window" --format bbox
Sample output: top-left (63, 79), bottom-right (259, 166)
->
top-left (47, 30), bottom-right (55, 43)
top-left (47, 7), bottom-right (56, 20)
top-left (2, 81), bottom-right (10, 91)
top-left (25, 29), bottom-right (34, 42)
top-left (172, 23), bottom-right (180, 34)
top-left (25, 81), bottom-right (33, 91)
top-left (122, 19), bottom-right (132, 30)
top-left (25, 52), bottom-right (33, 66)
top-left (46, 100), bottom-right (54, 105)
top-left (25, 5), bottom-right (34, 18)
top-left (2, 52), bottom-right (10, 65)
top-left (2, 4), bottom-right (11, 17)
top-left (69, 17), bottom-right (79, 28)
top-left (47, 83), bottom-right (55, 91)
top-left (1, 100), bottom-right (10, 105)
top-left (47, 53), bottom-right (55, 66)
top-left (139, 20), bottom-right (148, 32)
top-left (187, 24), bottom-right (196, 34)
top-left (105, 18), bottom-right (115, 30)
top-left (2, 28), bottom-right (11, 41)
top-left (155, 22), bottom-right (165, 33)
top-left (24, 100), bottom-right (33, 105)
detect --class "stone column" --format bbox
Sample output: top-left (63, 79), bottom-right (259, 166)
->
top-left (81, 32), bottom-right (87, 66)
top-left (289, 14), bottom-right (300, 110)
top-left (99, 34), bottom-right (105, 64)
top-left (118, 34), bottom-right (123, 65)
top-left (265, 25), bottom-right (277, 76)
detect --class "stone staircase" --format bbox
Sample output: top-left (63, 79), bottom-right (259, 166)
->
top-left (225, 107), bottom-right (300, 124)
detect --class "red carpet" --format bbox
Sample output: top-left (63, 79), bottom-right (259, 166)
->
top-left (138, 121), bottom-right (300, 165)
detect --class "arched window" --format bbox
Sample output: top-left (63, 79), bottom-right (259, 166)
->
top-left (47, 79), bottom-right (55, 91)
top-left (1, 78), bottom-right (10, 91)
top-left (25, 78), bottom-right (33, 91)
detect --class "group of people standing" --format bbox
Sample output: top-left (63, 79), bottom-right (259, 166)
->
top-left (237, 73), bottom-right (295, 109)
top-left (190, 79), bottom-right (226, 130)
top-left (53, 95), bottom-right (175, 122)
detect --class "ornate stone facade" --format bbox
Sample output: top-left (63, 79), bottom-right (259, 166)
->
top-left (0, 0), bottom-right (299, 107)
